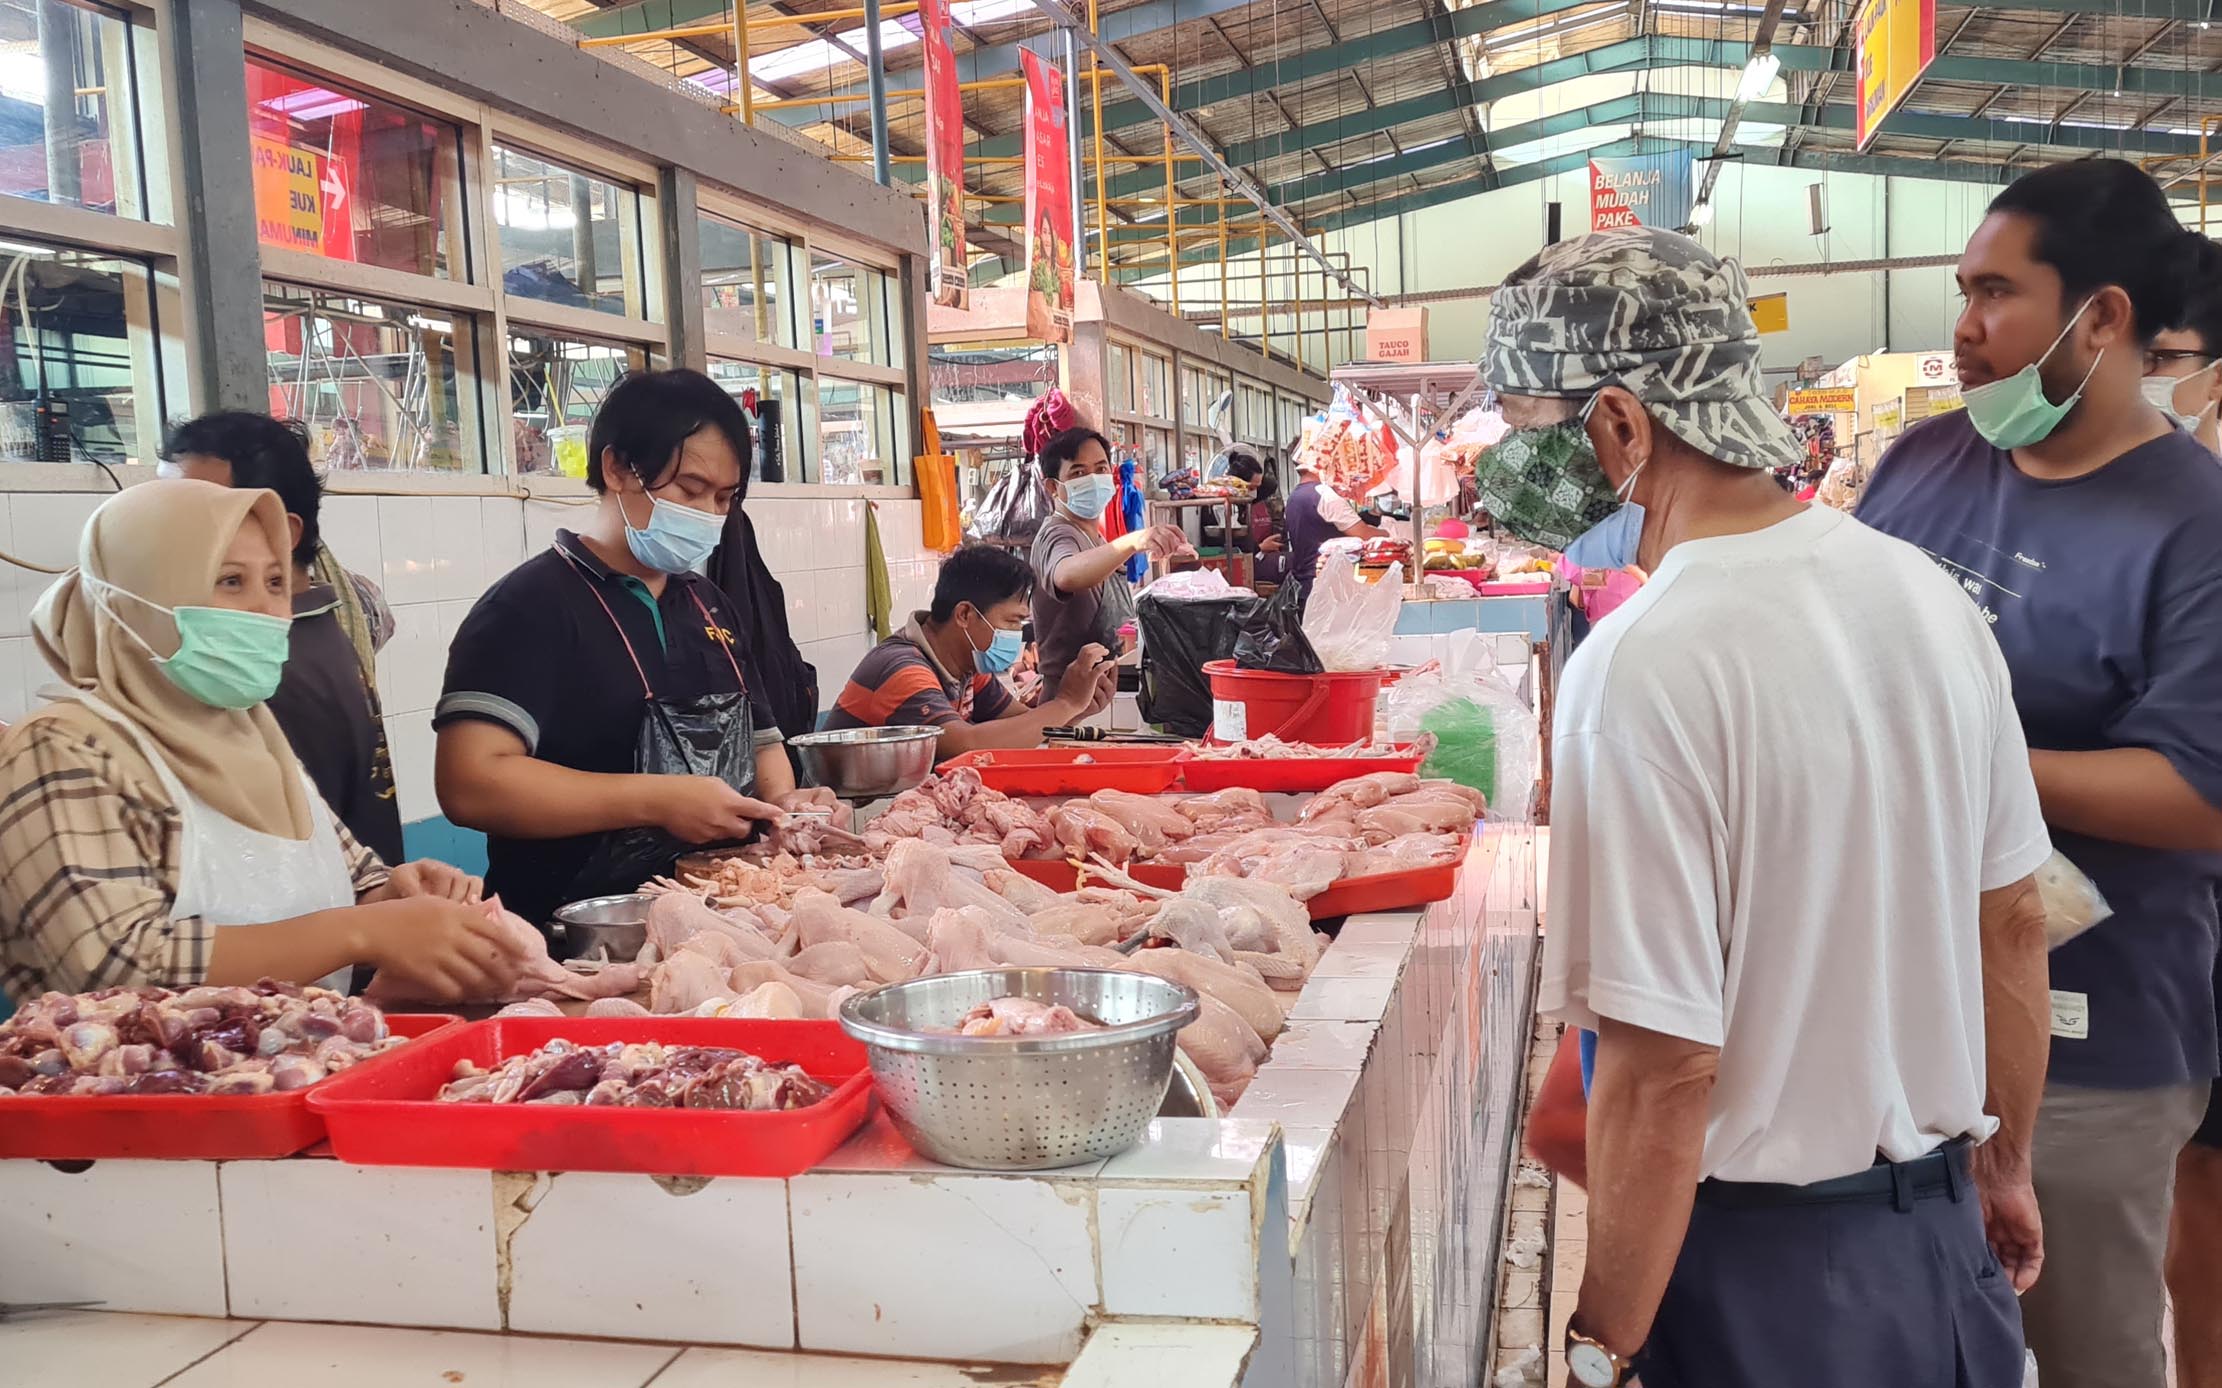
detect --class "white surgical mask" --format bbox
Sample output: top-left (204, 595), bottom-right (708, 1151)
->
top-left (2140, 363), bottom-right (2219, 430)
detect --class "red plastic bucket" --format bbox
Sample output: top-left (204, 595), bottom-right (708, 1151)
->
top-left (1202, 660), bottom-right (1386, 745)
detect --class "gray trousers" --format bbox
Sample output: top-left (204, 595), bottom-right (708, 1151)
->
top-left (2021, 1080), bottom-right (2210, 1388)
top-left (1635, 1158), bottom-right (2024, 1388)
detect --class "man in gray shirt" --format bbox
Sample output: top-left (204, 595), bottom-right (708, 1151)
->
top-left (1028, 426), bottom-right (1187, 691)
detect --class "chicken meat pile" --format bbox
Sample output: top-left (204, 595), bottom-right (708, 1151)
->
top-left (437, 1038), bottom-right (831, 1110)
top-left (0, 980), bottom-right (401, 1097)
top-left (1185, 735), bottom-right (1419, 761)
top-left (861, 767), bottom-right (1054, 857)
top-left (942, 997), bottom-right (1100, 1037)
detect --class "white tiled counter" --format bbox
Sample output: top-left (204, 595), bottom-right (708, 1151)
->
top-left (0, 828), bottom-right (1540, 1388)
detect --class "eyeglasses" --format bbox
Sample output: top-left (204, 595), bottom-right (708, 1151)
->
top-left (2143, 348), bottom-right (2217, 374)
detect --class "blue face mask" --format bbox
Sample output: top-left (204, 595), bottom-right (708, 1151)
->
top-left (970, 618), bottom-right (1025, 674)
top-left (1561, 461), bottom-right (1648, 572)
top-left (1060, 474), bottom-right (1115, 521)
top-left (623, 490), bottom-right (726, 574)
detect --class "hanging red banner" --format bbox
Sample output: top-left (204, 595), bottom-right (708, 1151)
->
top-left (1021, 49), bottom-right (1075, 344)
top-left (920, 0), bottom-right (969, 309)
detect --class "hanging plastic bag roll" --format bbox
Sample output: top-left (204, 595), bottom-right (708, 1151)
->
top-left (1302, 552), bottom-right (1405, 671)
top-left (1383, 631), bottom-right (1540, 822)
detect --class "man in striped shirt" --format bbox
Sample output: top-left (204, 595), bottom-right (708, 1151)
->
top-left (825, 544), bottom-right (1114, 756)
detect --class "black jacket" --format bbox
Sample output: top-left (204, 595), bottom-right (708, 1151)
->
top-left (709, 507), bottom-right (821, 744)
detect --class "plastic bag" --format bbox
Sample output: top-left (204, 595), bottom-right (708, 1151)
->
top-left (1384, 633), bottom-right (1540, 821)
top-left (2035, 849), bottom-right (2112, 949)
top-left (970, 466), bottom-right (1052, 546)
top-left (1148, 567), bottom-right (1251, 601)
top-left (1233, 577), bottom-right (1323, 674)
top-left (1303, 552), bottom-right (1404, 671)
top-left (1138, 590), bottom-right (1261, 736)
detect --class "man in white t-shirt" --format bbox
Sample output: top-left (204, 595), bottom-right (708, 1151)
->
top-left (1473, 227), bottom-right (2055, 1388)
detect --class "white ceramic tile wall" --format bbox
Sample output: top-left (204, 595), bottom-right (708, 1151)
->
top-left (503, 1170), bottom-right (795, 1348)
top-left (0, 490), bottom-right (936, 804)
top-left (788, 1170), bottom-right (1098, 1363)
top-left (218, 1160), bottom-right (502, 1330)
top-left (0, 1157), bottom-right (229, 1317)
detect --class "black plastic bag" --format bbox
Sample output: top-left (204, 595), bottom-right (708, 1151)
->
top-left (1233, 579), bottom-right (1324, 674)
top-left (1138, 590), bottom-right (1260, 737)
top-left (971, 467), bottom-right (1053, 546)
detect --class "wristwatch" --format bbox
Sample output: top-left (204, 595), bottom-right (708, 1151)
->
top-left (1565, 1324), bottom-right (1638, 1387)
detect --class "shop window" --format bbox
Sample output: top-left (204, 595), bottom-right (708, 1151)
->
top-left (1144, 425), bottom-right (1172, 472)
top-left (810, 252), bottom-right (897, 368)
top-left (816, 376), bottom-right (905, 486)
top-left (929, 340), bottom-right (1055, 407)
top-left (0, 241), bottom-right (165, 465)
top-left (0, 0), bottom-right (145, 219)
top-left (708, 355), bottom-right (804, 484)
top-left (247, 57), bottom-right (464, 279)
top-left (492, 145), bottom-right (639, 317)
top-left (1106, 342), bottom-right (1132, 413)
top-left (699, 212), bottom-right (797, 350)
top-left (507, 329), bottom-right (640, 476)
top-left (263, 281), bottom-right (477, 473)
top-left (1139, 353), bottom-right (1169, 419)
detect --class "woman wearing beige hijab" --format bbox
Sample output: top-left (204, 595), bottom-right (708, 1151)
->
top-left (0, 479), bottom-right (530, 1005)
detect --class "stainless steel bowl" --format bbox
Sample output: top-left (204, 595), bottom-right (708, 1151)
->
top-left (789, 724), bottom-right (941, 800)
top-left (839, 968), bottom-right (1201, 1170)
top-left (550, 893), bottom-right (652, 963)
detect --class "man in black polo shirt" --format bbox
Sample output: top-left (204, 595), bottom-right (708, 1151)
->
top-left (434, 370), bottom-right (824, 927)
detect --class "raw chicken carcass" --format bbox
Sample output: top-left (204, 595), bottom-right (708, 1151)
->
top-left (1364, 831), bottom-right (1468, 871)
top-left (1189, 831), bottom-right (1354, 901)
top-left (1119, 946), bottom-right (1284, 1043)
top-left (983, 868), bottom-right (1065, 914)
top-left (1172, 787), bottom-right (1274, 834)
top-left (650, 943), bottom-right (736, 1014)
top-left (1145, 898), bottom-right (1238, 963)
top-left (1086, 790), bottom-right (1197, 857)
top-left (1298, 770), bottom-right (1423, 822)
top-left (872, 839), bottom-right (1035, 932)
top-left (1181, 876), bottom-right (1321, 979)
top-left (945, 997), bottom-right (1100, 1036)
top-left (1357, 799), bottom-right (1476, 838)
top-left (923, 908), bottom-right (1123, 973)
top-left (1047, 802), bottom-right (1139, 865)
top-left (1172, 992), bottom-right (1267, 1107)
top-left (786, 891), bottom-right (931, 983)
top-left (644, 892), bottom-right (779, 964)
top-left (584, 997), bottom-right (652, 1019)
top-left (723, 960), bottom-right (844, 1018)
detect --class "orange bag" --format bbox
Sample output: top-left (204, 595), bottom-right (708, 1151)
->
top-left (915, 409), bottom-right (961, 553)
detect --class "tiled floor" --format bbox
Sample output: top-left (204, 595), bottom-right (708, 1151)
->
top-left (0, 1312), bottom-right (1062, 1387)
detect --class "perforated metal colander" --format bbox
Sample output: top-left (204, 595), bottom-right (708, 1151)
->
top-left (838, 968), bottom-right (1200, 1170)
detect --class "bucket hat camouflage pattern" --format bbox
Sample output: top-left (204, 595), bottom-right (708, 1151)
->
top-left (1481, 226), bottom-right (1802, 474)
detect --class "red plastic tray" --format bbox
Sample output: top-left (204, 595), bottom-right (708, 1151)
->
top-left (0, 1013), bottom-right (460, 1162)
top-left (306, 1017), bottom-right (875, 1178)
top-left (1178, 745), bottom-right (1426, 794)
top-left (1008, 847), bottom-right (1460, 920)
top-left (1306, 859), bottom-right (1461, 917)
top-left (938, 746), bottom-right (1189, 797)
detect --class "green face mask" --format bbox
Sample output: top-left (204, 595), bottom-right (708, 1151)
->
top-left (90, 579), bottom-right (292, 710)
top-left (1961, 296), bottom-right (2102, 451)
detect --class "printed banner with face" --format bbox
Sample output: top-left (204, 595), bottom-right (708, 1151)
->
top-left (921, 0), bottom-right (968, 309)
top-left (1021, 49), bottom-right (1075, 344)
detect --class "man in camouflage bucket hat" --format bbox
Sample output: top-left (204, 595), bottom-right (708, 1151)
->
top-left (1513, 227), bottom-right (2053, 1388)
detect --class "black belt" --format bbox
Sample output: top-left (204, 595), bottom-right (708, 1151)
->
top-left (1695, 1138), bottom-right (1975, 1212)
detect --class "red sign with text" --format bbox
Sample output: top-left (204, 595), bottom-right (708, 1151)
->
top-left (921, 0), bottom-right (969, 309)
top-left (1022, 50), bottom-right (1074, 344)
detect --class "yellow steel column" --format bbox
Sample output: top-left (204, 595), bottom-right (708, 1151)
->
top-left (1089, 0), bottom-right (1110, 285)
top-left (1217, 216), bottom-right (1228, 339)
top-left (1161, 69), bottom-right (1177, 318)
top-left (732, 2), bottom-right (753, 123)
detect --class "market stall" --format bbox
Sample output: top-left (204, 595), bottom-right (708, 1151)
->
top-left (0, 752), bottom-right (1540, 1388)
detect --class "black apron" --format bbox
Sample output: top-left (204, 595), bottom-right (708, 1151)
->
top-left (560, 552), bottom-right (759, 900)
